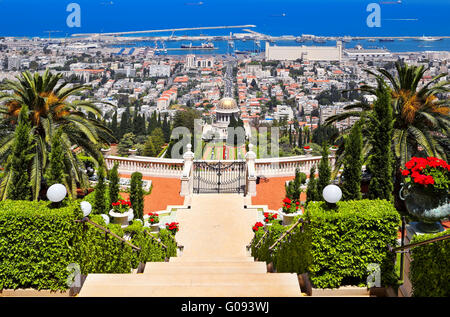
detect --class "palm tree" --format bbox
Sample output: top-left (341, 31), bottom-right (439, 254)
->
top-left (0, 69), bottom-right (115, 200)
top-left (325, 62), bottom-right (449, 172)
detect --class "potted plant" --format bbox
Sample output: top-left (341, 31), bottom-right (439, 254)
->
top-left (166, 222), bottom-right (180, 235)
top-left (304, 146), bottom-right (312, 155)
top-left (329, 145), bottom-right (339, 155)
top-left (263, 212), bottom-right (278, 228)
top-left (279, 197), bottom-right (302, 226)
top-left (147, 212), bottom-right (160, 233)
top-left (400, 156), bottom-right (450, 233)
top-left (109, 200), bottom-right (133, 227)
top-left (252, 222), bottom-right (264, 233)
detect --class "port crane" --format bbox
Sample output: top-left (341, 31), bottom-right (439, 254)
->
top-left (44, 30), bottom-right (62, 40)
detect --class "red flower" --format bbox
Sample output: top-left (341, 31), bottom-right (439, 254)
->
top-left (283, 197), bottom-right (291, 204)
top-left (401, 169), bottom-right (410, 176)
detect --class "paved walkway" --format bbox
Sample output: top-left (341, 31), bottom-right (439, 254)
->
top-left (176, 194), bottom-right (259, 259)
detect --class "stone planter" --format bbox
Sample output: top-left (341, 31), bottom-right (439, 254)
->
top-left (109, 209), bottom-right (133, 228)
top-left (279, 209), bottom-right (302, 226)
top-left (304, 148), bottom-right (312, 156)
top-left (148, 222), bottom-right (160, 233)
top-left (128, 149), bottom-right (138, 156)
top-left (400, 184), bottom-right (449, 233)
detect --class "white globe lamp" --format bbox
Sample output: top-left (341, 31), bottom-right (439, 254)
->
top-left (323, 185), bottom-right (342, 204)
top-left (80, 201), bottom-right (92, 217)
top-left (47, 184), bottom-right (67, 203)
top-left (101, 214), bottom-right (110, 225)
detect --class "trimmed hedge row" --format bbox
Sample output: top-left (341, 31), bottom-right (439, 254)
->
top-left (305, 200), bottom-right (400, 288)
top-left (0, 200), bottom-right (81, 290)
top-left (0, 200), bottom-right (176, 291)
top-left (250, 219), bottom-right (312, 275)
top-left (251, 199), bottom-right (400, 289)
top-left (410, 229), bottom-right (450, 297)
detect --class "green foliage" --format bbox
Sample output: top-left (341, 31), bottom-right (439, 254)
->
top-left (45, 129), bottom-right (66, 187)
top-left (341, 121), bottom-right (363, 200)
top-left (4, 105), bottom-right (34, 200)
top-left (317, 143), bottom-right (331, 198)
top-left (0, 200), bottom-right (82, 291)
top-left (108, 163), bottom-right (120, 206)
top-left (0, 200), bottom-right (177, 291)
top-left (143, 136), bottom-right (157, 157)
top-left (367, 83), bottom-right (394, 201)
top-left (306, 165), bottom-right (320, 204)
top-left (250, 223), bottom-right (287, 264)
top-left (130, 172), bottom-right (144, 220)
top-left (305, 200), bottom-right (400, 288)
top-left (73, 215), bottom-right (133, 274)
top-left (118, 132), bottom-right (135, 156)
top-left (410, 229), bottom-right (450, 297)
top-left (252, 200), bottom-right (400, 289)
top-left (285, 168), bottom-right (306, 202)
top-left (93, 165), bottom-right (107, 214)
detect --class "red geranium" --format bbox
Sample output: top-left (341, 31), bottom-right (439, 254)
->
top-left (303, 146), bottom-right (311, 150)
top-left (252, 222), bottom-right (264, 232)
top-left (148, 212), bottom-right (159, 224)
top-left (401, 157), bottom-right (449, 191)
top-left (166, 222), bottom-right (179, 234)
top-left (112, 200), bottom-right (132, 213)
top-left (264, 212), bottom-right (278, 223)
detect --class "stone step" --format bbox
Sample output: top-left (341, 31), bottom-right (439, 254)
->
top-left (170, 256), bottom-right (255, 263)
top-left (79, 284), bottom-right (302, 297)
top-left (79, 273), bottom-right (301, 297)
top-left (143, 261), bottom-right (268, 274)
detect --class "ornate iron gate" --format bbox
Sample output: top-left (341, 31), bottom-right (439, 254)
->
top-left (193, 161), bottom-right (246, 194)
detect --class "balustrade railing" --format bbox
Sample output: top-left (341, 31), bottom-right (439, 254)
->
top-left (104, 155), bottom-right (184, 178)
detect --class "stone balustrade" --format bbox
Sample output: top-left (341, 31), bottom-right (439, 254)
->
top-left (104, 155), bottom-right (184, 178)
top-left (254, 155), bottom-right (335, 177)
top-left (104, 154), bottom-right (335, 179)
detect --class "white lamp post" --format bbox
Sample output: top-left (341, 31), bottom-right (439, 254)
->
top-left (47, 184), bottom-right (67, 203)
top-left (323, 185), bottom-right (342, 204)
top-left (80, 201), bottom-right (92, 217)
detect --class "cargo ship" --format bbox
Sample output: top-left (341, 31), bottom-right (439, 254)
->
top-left (180, 42), bottom-right (215, 49)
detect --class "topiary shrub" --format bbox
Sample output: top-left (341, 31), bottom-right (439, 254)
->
top-left (305, 199), bottom-right (400, 288)
top-left (0, 200), bottom-right (82, 291)
top-left (410, 229), bottom-right (450, 297)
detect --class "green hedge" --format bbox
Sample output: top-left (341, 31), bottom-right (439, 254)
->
top-left (251, 200), bottom-right (400, 289)
top-left (0, 200), bottom-right (81, 291)
top-left (305, 200), bottom-right (400, 288)
top-left (0, 200), bottom-right (177, 291)
top-left (410, 229), bottom-right (450, 297)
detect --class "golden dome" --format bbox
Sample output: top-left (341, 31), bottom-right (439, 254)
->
top-left (217, 97), bottom-right (238, 111)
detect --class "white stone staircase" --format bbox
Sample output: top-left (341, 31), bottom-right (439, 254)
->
top-left (78, 194), bottom-right (302, 297)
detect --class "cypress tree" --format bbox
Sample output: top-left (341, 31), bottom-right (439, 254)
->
top-left (143, 136), bottom-right (156, 157)
top-left (317, 142), bottom-right (331, 199)
top-left (341, 120), bottom-right (363, 200)
top-left (111, 111), bottom-right (118, 138)
top-left (94, 165), bottom-right (107, 214)
top-left (7, 105), bottom-right (33, 200)
top-left (367, 82), bottom-right (394, 201)
top-left (45, 129), bottom-right (65, 187)
top-left (130, 172), bottom-right (144, 220)
top-left (306, 165), bottom-right (319, 205)
top-left (108, 163), bottom-right (120, 206)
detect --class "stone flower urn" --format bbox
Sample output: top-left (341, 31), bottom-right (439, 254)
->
top-left (278, 208), bottom-right (302, 226)
top-left (109, 209), bottom-right (134, 228)
top-left (400, 184), bottom-right (449, 233)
